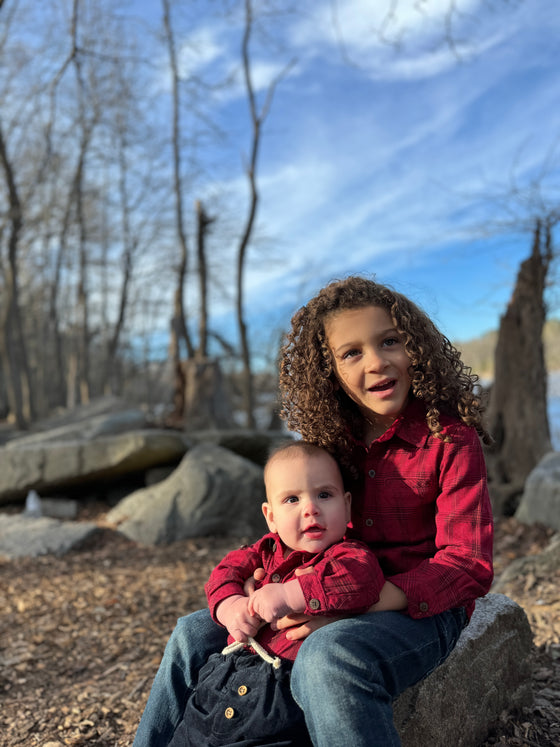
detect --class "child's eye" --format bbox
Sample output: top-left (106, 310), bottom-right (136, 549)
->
top-left (284, 495), bottom-right (299, 504)
top-left (383, 337), bottom-right (400, 347)
top-left (342, 348), bottom-right (360, 359)
top-left (318, 491), bottom-right (331, 500)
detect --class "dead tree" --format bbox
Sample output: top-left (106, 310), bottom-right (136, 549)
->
top-left (182, 200), bottom-right (234, 431)
top-left (236, 0), bottom-right (295, 428)
top-left (485, 218), bottom-right (554, 515)
top-left (0, 120), bottom-right (35, 427)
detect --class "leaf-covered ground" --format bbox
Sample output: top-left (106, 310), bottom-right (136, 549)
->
top-left (1, 511), bottom-right (558, 747)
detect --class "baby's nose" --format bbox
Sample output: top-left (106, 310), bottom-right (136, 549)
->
top-left (303, 498), bottom-right (320, 515)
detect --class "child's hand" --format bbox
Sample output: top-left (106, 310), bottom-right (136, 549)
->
top-left (247, 579), bottom-right (306, 622)
top-left (215, 595), bottom-right (261, 642)
top-left (275, 613), bottom-right (345, 640)
top-left (243, 567), bottom-right (266, 596)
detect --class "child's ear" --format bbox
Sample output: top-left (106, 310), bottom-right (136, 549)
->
top-left (262, 502), bottom-right (277, 534)
top-left (344, 491), bottom-right (352, 523)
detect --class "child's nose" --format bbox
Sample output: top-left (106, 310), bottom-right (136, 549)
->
top-left (303, 498), bottom-right (319, 516)
top-left (365, 347), bottom-right (387, 371)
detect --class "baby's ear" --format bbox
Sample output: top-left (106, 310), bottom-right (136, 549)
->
top-left (262, 502), bottom-right (277, 534)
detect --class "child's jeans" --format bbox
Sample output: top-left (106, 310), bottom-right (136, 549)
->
top-left (133, 606), bottom-right (467, 747)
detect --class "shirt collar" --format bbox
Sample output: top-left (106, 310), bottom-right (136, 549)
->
top-left (353, 397), bottom-right (430, 449)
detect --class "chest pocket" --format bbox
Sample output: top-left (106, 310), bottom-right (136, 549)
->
top-left (353, 472), bottom-right (437, 543)
top-left (378, 474), bottom-right (436, 505)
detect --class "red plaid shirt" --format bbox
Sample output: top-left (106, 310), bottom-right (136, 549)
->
top-left (206, 534), bottom-right (384, 660)
top-left (347, 398), bottom-right (494, 619)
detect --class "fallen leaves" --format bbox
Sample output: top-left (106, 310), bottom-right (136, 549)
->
top-left (0, 512), bottom-right (558, 746)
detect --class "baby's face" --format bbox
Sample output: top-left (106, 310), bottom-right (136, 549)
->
top-left (262, 452), bottom-right (351, 555)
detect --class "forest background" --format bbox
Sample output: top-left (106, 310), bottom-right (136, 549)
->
top-left (0, 0), bottom-right (559, 444)
top-left (2, 3), bottom-right (560, 745)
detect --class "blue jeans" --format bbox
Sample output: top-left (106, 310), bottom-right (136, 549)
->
top-left (133, 606), bottom-right (466, 746)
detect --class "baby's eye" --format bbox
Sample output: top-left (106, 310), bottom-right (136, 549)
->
top-left (284, 495), bottom-right (299, 504)
top-left (318, 491), bottom-right (331, 500)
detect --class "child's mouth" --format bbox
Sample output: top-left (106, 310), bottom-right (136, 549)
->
top-left (369, 379), bottom-right (396, 392)
top-left (303, 525), bottom-right (325, 538)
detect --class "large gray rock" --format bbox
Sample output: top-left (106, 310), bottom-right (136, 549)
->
top-left (107, 444), bottom-right (267, 545)
top-left (394, 593), bottom-right (533, 747)
top-left (0, 430), bottom-right (189, 505)
top-left (4, 405), bottom-right (149, 447)
top-left (515, 450), bottom-right (560, 530)
top-left (188, 429), bottom-right (294, 467)
top-left (0, 514), bottom-right (108, 559)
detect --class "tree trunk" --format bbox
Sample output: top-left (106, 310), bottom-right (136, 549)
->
top-left (183, 358), bottom-right (234, 431)
top-left (0, 120), bottom-right (34, 427)
top-left (485, 219), bottom-right (553, 515)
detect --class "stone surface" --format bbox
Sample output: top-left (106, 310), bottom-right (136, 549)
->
top-left (0, 429), bottom-right (189, 505)
top-left (515, 450), bottom-right (560, 531)
top-left (188, 429), bottom-right (294, 467)
top-left (0, 514), bottom-right (107, 559)
top-left (394, 593), bottom-right (534, 747)
top-left (107, 444), bottom-right (268, 545)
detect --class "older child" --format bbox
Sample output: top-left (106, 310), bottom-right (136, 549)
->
top-left (167, 441), bottom-right (384, 746)
top-left (133, 275), bottom-right (493, 747)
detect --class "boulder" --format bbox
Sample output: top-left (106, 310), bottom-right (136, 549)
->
top-left (0, 514), bottom-right (110, 559)
top-left (5, 406), bottom-right (149, 447)
top-left (107, 444), bottom-right (267, 545)
top-left (188, 430), bottom-right (294, 467)
top-left (515, 451), bottom-right (560, 530)
top-left (394, 593), bottom-right (533, 747)
top-left (0, 430), bottom-right (189, 505)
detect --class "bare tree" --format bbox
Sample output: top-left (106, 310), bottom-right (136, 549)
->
top-left (485, 217), bottom-right (556, 515)
top-left (0, 120), bottom-right (34, 427)
top-left (236, 0), bottom-right (295, 428)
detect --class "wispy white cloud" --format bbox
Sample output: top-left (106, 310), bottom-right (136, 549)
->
top-left (286, 0), bottom-right (526, 81)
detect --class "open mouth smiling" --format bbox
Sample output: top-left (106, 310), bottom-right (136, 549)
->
top-left (369, 379), bottom-right (396, 392)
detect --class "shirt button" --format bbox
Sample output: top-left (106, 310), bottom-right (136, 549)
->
top-left (309, 598), bottom-right (320, 610)
top-left (368, 469), bottom-right (376, 478)
top-left (271, 573), bottom-right (281, 583)
top-left (225, 707), bottom-right (235, 719)
top-left (365, 519), bottom-right (374, 527)
top-left (238, 685), bottom-right (248, 696)
top-left (419, 602), bottom-right (429, 613)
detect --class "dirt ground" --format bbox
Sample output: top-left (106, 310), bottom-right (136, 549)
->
top-left (1, 510), bottom-right (559, 747)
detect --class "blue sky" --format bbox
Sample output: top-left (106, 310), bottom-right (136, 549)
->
top-left (137, 0), bottom-right (560, 346)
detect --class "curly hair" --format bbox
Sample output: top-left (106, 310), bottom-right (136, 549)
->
top-left (279, 275), bottom-right (491, 459)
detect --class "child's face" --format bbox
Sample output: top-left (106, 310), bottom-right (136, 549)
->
top-left (325, 305), bottom-right (412, 438)
top-left (262, 452), bottom-right (351, 555)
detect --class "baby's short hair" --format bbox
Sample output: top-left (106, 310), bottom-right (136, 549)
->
top-left (264, 440), bottom-right (340, 482)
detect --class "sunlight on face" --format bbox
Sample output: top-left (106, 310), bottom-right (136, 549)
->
top-left (326, 305), bottom-right (412, 439)
top-left (262, 451), bottom-right (351, 555)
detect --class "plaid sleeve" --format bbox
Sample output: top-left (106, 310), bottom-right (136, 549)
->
top-left (389, 426), bottom-right (494, 618)
top-left (295, 540), bottom-right (385, 615)
top-left (205, 542), bottom-right (265, 622)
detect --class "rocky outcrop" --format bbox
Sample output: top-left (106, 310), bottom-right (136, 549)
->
top-left (0, 429), bottom-right (190, 505)
top-left (394, 593), bottom-right (534, 746)
top-left (0, 515), bottom-right (108, 559)
top-left (515, 451), bottom-right (560, 531)
top-left (106, 444), bottom-right (268, 545)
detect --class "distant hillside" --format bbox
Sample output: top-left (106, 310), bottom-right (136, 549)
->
top-left (455, 318), bottom-right (560, 379)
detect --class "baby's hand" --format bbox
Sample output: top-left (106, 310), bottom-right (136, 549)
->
top-left (248, 579), bottom-right (306, 622)
top-left (216, 595), bottom-right (261, 642)
top-left (243, 567), bottom-right (266, 596)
